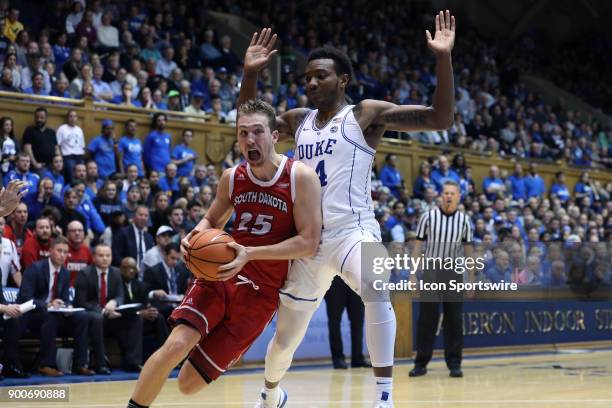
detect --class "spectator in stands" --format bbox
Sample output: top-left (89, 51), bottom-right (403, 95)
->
top-left (506, 163), bottom-right (527, 203)
top-left (97, 11), bottom-right (118, 51)
top-left (87, 119), bottom-right (118, 179)
top-left (71, 180), bottom-right (105, 235)
top-left (550, 171), bottom-right (570, 204)
top-left (22, 107), bottom-right (58, 172)
top-left (0, 273), bottom-right (27, 378)
top-left (65, 1), bottom-right (84, 35)
top-left (184, 200), bottom-right (203, 231)
top-left (167, 206), bottom-right (186, 241)
top-left (117, 119), bottom-right (144, 177)
top-left (0, 67), bottom-right (18, 92)
top-left (0, 116), bottom-right (18, 176)
top-left (41, 154), bottom-right (65, 197)
top-left (94, 180), bottom-right (122, 226)
top-left (50, 74), bottom-right (70, 98)
top-left (379, 154), bottom-right (403, 199)
top-left (3, 152), bottom-right (40, 193)
top-left (23, 71), bottom-right (49, 96)
top-left (171, 129), bottom-right (197, 178)
top-left (69, 63), bottom-right (92, 98)
top-left (56, 109), bottom-right (84, 183)
top-left (62, 47), bottom-right (82, 83)
top-left (3, 202), bottom-right (31, 252)
top-left (2, 7), bottom-right (23, 43)
top-left (525, 163), bottom-right (546, 199)
top-left (516, 255), bottom-right (542, 285)
top-left (484, 250), bottom-right (512, 283)
top-left (572, 137), bottom-right (592, 167)
top-left (156, 45), bottom-right (177, 79)
top-left (20, 53), bottom-right (51, 94)
top-left (120, 256), bottom-right (168, 347)
top-left (17, 236), bottom-right (92, 376)
top-left (0, 216), bottom-right (21, 287)
top-left (158, 162), bottom-right (180, 197)
top-left (143, 242), bottom-right (191, 319)
top-left (76, 11), bottom-right (97, 48)
top-left (65, 220), bottom-right (92, 287)
top-left (199, 29), bottom-right (222, 65)
top-left (112, 205), bottom-right (153, 269)
top-left (431, 155), bottom-right (460, 193)
top-left (166, 89), bottom-right (181, 111)
top-left (2, 53), bottom-right (21, 90)
top-left (84, 160), bottom-right (103, 197)
top-left (74, 244), bottom-right (143, 373)
top-left (574, 172), bottom-right (596, 202)
top-left (149, 192), bottom-right (169, 233)
top-left (142, 225), bottom-right (173, 275)
top-left (143, 113), bottom-right (171, 174)
top-left (21, 216), bottom-right (52, 269)
top-left (122, 184), bottom-right (141, 220)
top-left (482, 165), bottom-right (506, 201)
top-left (412, 161), bottom-right (435, 200)
top-left (22, 178), bottom-right (61, 222)
top-left (223, 140), bottom-right (243, 169)
top-left (91, 64), bottom-right (112, 102)
top-left (183, 91), bottom-right (206, 117)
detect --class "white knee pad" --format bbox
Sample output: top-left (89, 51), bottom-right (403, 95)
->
top-left (364, 301), bottom-right (396, 367)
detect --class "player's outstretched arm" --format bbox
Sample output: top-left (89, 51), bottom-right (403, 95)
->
top-left (354, 10), bottom-right (455, 135)
top-left (218, 163), bottom-right (322, 278)
top-left (180, 169), bottom-right (234, 260)
top-left (238, 28), bottom-right (310, 142)
top-left (237, 28), bottom-right (278, 108)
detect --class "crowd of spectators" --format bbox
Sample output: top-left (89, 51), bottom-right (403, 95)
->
top-left (375, 152), bottom-right (612, 291)
top-left (0, 0), bottom-right (611, 378)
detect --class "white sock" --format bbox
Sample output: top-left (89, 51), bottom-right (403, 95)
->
top-left (375, 376), bottom-right (393, 402)
top-left (261, 386), bottom-right (280, 407)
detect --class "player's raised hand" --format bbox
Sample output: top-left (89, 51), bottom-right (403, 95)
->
top-left (243, 28), bottom-right (278, 74)
top-left (0, 179), bottom-right (27, 217)
top-left (426, 10), bottom-right (456, 56)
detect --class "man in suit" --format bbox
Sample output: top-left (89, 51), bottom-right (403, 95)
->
top-left (112, 205), bottom-right (154, 269)
top-left (16, 236), bottom-right (92, 376)
top-left (0, 278), bottom-right (28, 379)
top-left (74, 244), bottom-right (143, 373)
top-left (120, 257), bottom-right (168, 346)
top-left (143, 243), bottom-right (191, 319)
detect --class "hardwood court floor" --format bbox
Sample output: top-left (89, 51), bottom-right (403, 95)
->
top-left (7, 349), bottom-right (612, 408)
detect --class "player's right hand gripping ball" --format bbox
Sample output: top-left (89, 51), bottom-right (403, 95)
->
top-left (187, 229), bottom-right (236, 280)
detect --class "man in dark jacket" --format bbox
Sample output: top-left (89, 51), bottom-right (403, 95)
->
top-left (74, 244), bottom-right (143, 373)
top-left (143, 243), bottom-right (191, 318)
top-left (17, 236), bottom-right (92, 376)
top-left (112, 205), bottom-right (154, 269)
top-left (120, 257), bottom-right (168, 346)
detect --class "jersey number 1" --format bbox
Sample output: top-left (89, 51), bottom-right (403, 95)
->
top-left (315, 160), bottom-right (327, 187)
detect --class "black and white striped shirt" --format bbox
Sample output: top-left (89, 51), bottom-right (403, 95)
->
top-left (415, 207), bottom-right (473, 259)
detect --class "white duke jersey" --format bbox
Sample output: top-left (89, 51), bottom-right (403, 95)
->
top-left (295, 105), bottom-right (376, 230)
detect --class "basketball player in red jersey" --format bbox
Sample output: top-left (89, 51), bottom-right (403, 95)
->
top-left (126, 99), bottom-right (321, 408)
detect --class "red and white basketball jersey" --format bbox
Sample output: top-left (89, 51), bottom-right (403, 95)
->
top-left (229, 155), bottom-right (297, 289)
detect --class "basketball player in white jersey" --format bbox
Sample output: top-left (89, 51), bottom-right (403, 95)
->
top-left (240, 11), bottom-right (456, 408)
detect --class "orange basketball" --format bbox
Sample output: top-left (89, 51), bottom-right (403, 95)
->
top-left (187, 229), bottom-right (236, 281)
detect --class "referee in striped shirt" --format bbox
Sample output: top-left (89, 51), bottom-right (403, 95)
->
top-left (409, 180), bottom-right (473, 378)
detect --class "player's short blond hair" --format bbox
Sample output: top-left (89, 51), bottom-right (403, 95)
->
top-left (237, 99), bottom-right (276, 130)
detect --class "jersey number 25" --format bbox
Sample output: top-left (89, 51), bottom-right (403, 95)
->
top-left (237, 212), bottom-right (273, 235)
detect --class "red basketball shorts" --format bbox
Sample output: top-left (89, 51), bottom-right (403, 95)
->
top-left (169, 273), bottom-right (278, 382)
